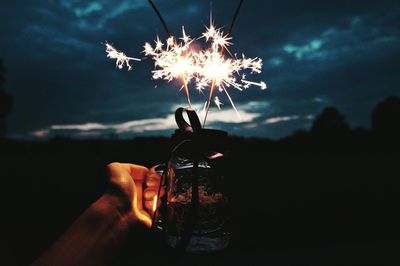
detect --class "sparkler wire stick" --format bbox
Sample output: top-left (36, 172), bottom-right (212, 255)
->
top-left (202, 0), bottom-right (245, 127)
top-left (148, 0), bottom-right (171, 37)
top-left (148, 0), bottom-right (192, 107)
top-left (228, 0), bottom-right (244, 35)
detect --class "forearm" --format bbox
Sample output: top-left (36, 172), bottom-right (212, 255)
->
top-left (32, 194), bottom-right (130, 266)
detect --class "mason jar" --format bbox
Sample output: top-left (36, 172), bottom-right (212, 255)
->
top-left (164, 128), bottom-right (231, 253)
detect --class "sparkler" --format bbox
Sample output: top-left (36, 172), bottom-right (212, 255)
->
top-left (143, 30), bottom-right (195, 106)
top-left (147, 0), bottom-right (192, 107)
top-left (105, 0), bottom-right (267, 126)
top-left (202, 0), bottom-right (242, 126)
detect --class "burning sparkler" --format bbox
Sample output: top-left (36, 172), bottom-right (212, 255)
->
top-left (143, 29), bottom-right (196, 106)
top-left (105, 0), bottom-right (267, 126)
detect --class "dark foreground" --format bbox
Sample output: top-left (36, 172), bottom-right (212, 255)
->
top-left (1, 133), bottom-right (399, 265)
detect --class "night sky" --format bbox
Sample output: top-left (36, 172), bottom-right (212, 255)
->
top-left (1, 0), bottom-right (399, 139)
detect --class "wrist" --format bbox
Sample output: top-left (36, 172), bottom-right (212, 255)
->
top-left (91, 194), bottom-right (131, 236)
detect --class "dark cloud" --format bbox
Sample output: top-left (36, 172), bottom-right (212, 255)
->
top-left (1, 0), bottom-right (399, 139)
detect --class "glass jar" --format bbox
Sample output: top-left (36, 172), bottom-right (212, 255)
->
top-left (153, 108), bottom-right (231, 253)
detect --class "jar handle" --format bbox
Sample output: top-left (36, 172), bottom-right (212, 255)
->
top-left (175, 107), bottom-right (202, 132)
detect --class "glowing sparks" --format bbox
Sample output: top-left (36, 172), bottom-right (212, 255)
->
top-left (143, 33), bottom-right (196, 83)
top-left (105, 42), bottom-right (140, 71)
top-left (242, 79), bottom-right (267, 90)
top-left (105, 20), bottom-right (267, 120)
top-left (152, 195), bottom-right (158, 212)
top-left (214, 96), bottom-right (223, 110)
top-left (202, 22), bottom-right (232, 51)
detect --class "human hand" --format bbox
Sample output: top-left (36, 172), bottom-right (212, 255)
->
top-left (106, 162), bottom-right (152, 228)
top-left (32, 162), bottom-right (155, 266)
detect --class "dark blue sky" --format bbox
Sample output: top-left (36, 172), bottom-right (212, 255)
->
top-left (1, 0), bottom-right (399, 139)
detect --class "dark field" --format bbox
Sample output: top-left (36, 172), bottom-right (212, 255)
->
top-left (1, 131), bottom-right (399, 265)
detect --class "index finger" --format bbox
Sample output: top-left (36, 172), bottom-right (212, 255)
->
top-left (146, 164), bottom-right (164, 187)
top-left (120, 163), bottom-right (148, 181)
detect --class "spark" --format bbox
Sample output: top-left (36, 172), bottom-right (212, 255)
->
top-left (105, 42), bottom-right (140, 71)
top-left (105, 21), bottom-right (266, 124)
top-left (242, 80), bottom-right (267, 90)
top-left (180, 26), bottom-right (191, 44)
top-left (214, 96), bottom-right (223, 110)
top-left (202, 22), bottom-right (232, 52)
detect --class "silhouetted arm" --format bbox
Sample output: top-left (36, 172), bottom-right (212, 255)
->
top-left (32, 194), bottom-right (131, 266)
top-left (32, 163), bottom-right (154, 266)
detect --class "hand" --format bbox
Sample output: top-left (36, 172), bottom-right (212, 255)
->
top-left (32, 162), bottom-right (155, 266)
top-left (106, 162), bottom-right (152, 228)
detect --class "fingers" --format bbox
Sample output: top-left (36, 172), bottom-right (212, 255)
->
top-left (106, 163), bottom-right (166, 227)
top-left (144, 164), bottom-right (166, 214)
top-left (146, 165), bottom-right (164, 187)
top-left (144, 198), bottom-right (162, 212)
top-left (106, 162), bottom-right (152, 227)
top-left (132, 178), bottom-right (152, 228)
top-left (149, 164), bottom-right (161, 172)
top-left (107, 162), bottom-right (131, 185)
top-left (120, 163), bottom-right (148, 181)
top-left (143, 186), bottom-right (165, 212)
top-left (144, 187), bottom-right (165, 200)
top-left (107, 162), bottom-right (148, 186)
top-left (146, 174), bottom-right (164, 187)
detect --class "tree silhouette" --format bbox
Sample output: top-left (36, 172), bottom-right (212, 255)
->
top-left (311, 107), bottom-right (350, 138)
top-left (371, 96), bottom-right (400, 138)
top-left (0, 60), bottom-right (13, 138)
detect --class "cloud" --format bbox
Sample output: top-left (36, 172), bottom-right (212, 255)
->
top-left (282, 16), bottom-right (399, 64)
top-left (24, 23), bottom-right (94, 54)
top-left (51, 123), bottom-right (107, 131)
top-left (264, 115), bottom-right (313, 124)
top-left (265, 115), bottom-right (300, 124)
top-left (48, 117), bottom-right (174, 134)
top-left (268, 57), bottom-right (284, 66)
top-left (283, 39), bottom-right (324, 60)
top-left (64, 0), bottom-right (150, 29)
top-left (203, 109), bottom-right (261, 124)
top-left (32, 108), bottom-right (261, 138)
top-left (74, 2), bottom-right (103, 17)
